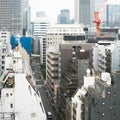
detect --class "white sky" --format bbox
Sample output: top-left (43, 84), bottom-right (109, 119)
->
top-left (29, 0), bottom-right (74, 23)
top-left (29, 0), bottom-right (120, 23)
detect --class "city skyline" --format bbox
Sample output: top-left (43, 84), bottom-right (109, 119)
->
top-left (29, 0), bottom-right (120, 23)
top-left (29, 0), bottom-right (74, 23)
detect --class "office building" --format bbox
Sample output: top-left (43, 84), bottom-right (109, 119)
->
top-left (32, 11), bottom-right (50, 38)
top-left (22, 0), bottom-right (31, 35)
top-left (74, 0), bottom-right (95, 26)
top-left (0, 0), bottom-right (23, 35)
top-left (46, 24), bottom-right (85, 49)
top-left (106, 4), bottom-right (120, 27)
top-left (31, 11), bottom-right (50, 64)
top-left (57, 9), bottom-right (71, 24)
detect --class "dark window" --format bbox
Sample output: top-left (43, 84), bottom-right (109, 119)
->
top-left (10, 104), bottom-right (13, 108)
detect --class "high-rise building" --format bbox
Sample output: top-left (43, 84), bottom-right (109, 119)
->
top-left (57, 9), bottom-right (71, 24)
top-left (32, 12), bottom-right (50, 38)
top-left (31, 11), bottom-right (50, 64)
top-left (74, 0), bottom-right (95, 26)
top-left (22, 0), bottom-right (31, 35)
top-left (0, 0), bottom-right (23, 35)
top-left (106, 4), bottom-right (120, 27)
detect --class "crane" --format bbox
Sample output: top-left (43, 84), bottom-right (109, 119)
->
top-left (93, 0), bottom-right (108, 36)
top-left (93, 11), bottom-right (101, 36)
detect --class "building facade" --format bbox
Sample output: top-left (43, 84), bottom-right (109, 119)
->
top-left (46, 24), bottom-right (85, 49)
top-left (57, 9), bottom-right (71, 24)
top-left (59, 44), bottom-right (93, 119)
top-left (22, 0), bottom-right (31, 35)
top-left (0, 31), bottom-right (11, 75)
top-left (84, 72), bottom-right (120, 120)
top-left (106, 4), bottom-right (120, 27)
top-left (93, 41), bottom-right (120, 74)
top-left (31, 11), bottom-right (50, 64)
top-left (0, 0), bottom-right (23, 35)
top-left (74, 0), bottom-right (95, 26)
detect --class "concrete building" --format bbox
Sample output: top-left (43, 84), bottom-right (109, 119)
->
top-left (93, 41), bottom-right (120, 74)
top-left (45, 25), bottom-right (95, 119)
top-left (32, 12), bottom-right (50, 38)
top-left (0, 47), bottom-right (47, 120)
top-left (22, 0), bottom-right (31, 35)
top-left (106, 4), bottom-right (120, 27)
top-left (74, 0), bottom-right (95, 26)
top-left (46, 24), bottom-right (86, 103)
top-left (57, 9), bottom-right (71, 24)
top-left (46, 51), bottom-right (59, 103)
top-left (71, 70), bottom-right (95, 120)
top-left (31, 11), bottom-right (50, 64)
top-left (59, 44), bottom-right (93, 120)
top-left (71, 70), bottom-right (120, 120)
top-left (0, 31), bottom-right (11, 75)
top-left (0, 0), bottom-right (23, 35)
top-left (46, 24), bottom-right (85, 50)
top-left (84, 72), bottom-right (120, 120)
top-left (71, 41), bottom-right (120, 119)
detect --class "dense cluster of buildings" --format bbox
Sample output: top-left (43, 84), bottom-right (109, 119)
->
top-left (45, 24), bottom-right (120, 119)
top-left (0, 0), bottom-right (120, 120)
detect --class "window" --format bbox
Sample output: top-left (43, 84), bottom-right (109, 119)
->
top-left (6, 93), bottom-right (9, 97)
top-left (10, 104), bottom-right (13, 108)
top-left (28, 86), bottom-right (32, 95)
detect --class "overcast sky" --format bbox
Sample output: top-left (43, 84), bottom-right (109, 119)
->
top-left (29, 0), bottom-right (120, 23)
top-left (29, 0), bottom-right (74, 23)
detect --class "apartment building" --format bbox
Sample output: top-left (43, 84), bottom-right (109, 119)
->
top-left (0, 31), bottom-right (11, 75)
top-left (93, 41), bottom-right (120, 74)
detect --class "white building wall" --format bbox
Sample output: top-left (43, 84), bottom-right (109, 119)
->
top-left (98, 45), bottom-right (106, 72)
top-left (93, 44), bottom-right (99, 72)
top-left (111, 41), bottom-right (120, 71)
top-left (46, 24), bottom-right (85, 50)
top-left (40, 37), bottom-right (44, 64)
top-left (0, 50), bottom-right (47, 120)
top-left (93, 44), bottom-right (106, 73)
top-left (32, 12), bottom-right (50, 64)
top-left (0, 31), bottom-right (11, 75)
top-left (93, 41), bottom-right (120, 74)
top-left (71, 73), bottom-right (95, 120)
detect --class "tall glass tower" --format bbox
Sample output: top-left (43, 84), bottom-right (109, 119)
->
top-left (74, 0), bottom-right (95, 26)
top-left (0, 0), bottom-right (23, 35)
top-left (57, 9), bottom-right (71, 24)
top-left (106, 4), bottom-right (120, 27)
